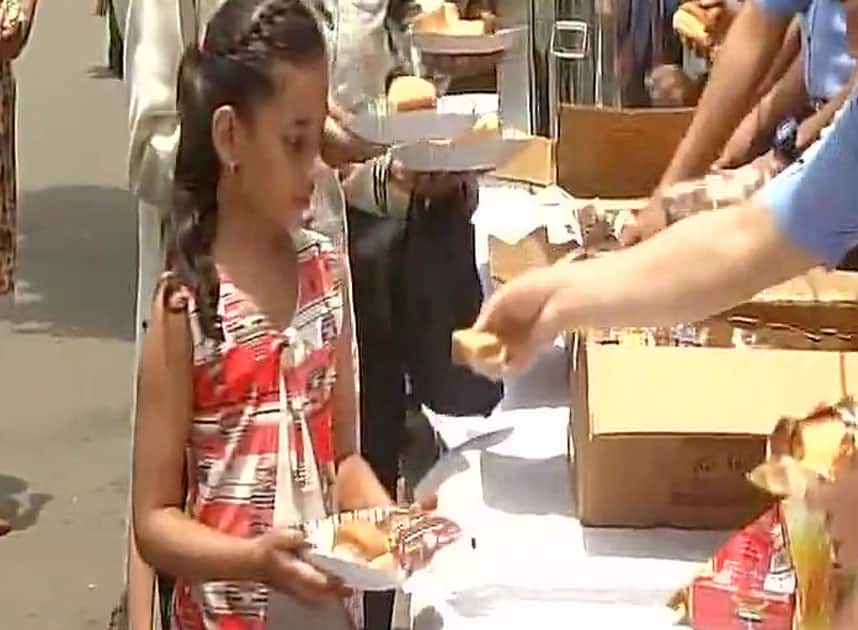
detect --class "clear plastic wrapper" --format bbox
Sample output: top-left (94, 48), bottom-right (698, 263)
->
top-left (747, 400), bottom-right (858, 629)
top-left (301, 507), bottom-right (463, 591)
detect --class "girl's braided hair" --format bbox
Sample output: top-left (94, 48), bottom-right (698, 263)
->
top-left (164, 0), bottom-right (326, 342)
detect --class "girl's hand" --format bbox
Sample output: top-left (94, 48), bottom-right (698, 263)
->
top-left (255, 528), bottom-right (352, 604)
top-left (322, 114), bottom-right (384, 168)
top-left (474, 266), bottom-right (567, 374)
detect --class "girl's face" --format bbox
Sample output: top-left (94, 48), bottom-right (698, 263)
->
top-left (233, 58), bottom-right (329, 232)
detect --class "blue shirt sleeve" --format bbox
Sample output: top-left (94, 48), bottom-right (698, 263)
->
top-left (763, 92), bottom-right (858, 266)
top-left (756, 0), bottom-right (812, 16)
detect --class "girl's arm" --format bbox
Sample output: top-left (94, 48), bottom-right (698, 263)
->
top-left (133, 285), bottom-right (262, 582)
top-left (331, 283), bottom-right (393, 511)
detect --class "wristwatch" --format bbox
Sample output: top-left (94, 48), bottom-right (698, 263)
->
top-left (772, 117), bottom-right (801, 165)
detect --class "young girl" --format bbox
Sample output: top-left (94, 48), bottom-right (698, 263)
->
top-left (131, 0), bottom-right (394, 627)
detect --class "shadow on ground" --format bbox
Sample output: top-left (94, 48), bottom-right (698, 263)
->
top-left (0, 473), bottom-right (52, 532)
top-left (2, 185), bottom-right (136, 341)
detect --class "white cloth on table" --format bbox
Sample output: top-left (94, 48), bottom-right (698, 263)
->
top-left (408, 407), bottom-right (723, 630)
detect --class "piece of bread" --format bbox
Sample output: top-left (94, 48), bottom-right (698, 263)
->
top-left (387, 76), bottom-right (438, 112)
top-left (452, 112), bottom-right (502, 144)
top-left (672, 3), bottom-right (711, 48)
top-left (451, 329), bottom-right (508, 379)
top-left (472, 112), bottom-right (500, 132)
top-left (368, 552), bottom-right (398, 572)
top-left (445, 19), bottom-right (487, 36)
top-left (414, 2), bottom-right (456, 32)
top-left (335, 520), bottom-right (391, 561)
top-left (414, 1), bottom-right (491, 35)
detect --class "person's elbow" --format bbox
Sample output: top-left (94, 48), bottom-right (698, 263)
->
top-left (131, 501), bottom-right (161, 568)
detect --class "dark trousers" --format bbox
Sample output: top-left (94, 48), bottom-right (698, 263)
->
top-left (347, 197), bottom-right (502, 630)
top-left (107, 1), bottom-right (124, 78)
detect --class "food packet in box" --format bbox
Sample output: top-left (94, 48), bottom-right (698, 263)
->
top-left (747, 400), bottom-right (858, 629)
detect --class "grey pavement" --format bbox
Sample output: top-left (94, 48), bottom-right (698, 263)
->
top-left (0, 3), bottom-right (135, 629)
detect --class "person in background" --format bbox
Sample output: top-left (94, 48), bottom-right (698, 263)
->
top-left (107, 0), bottom-right (125, 78)
top-left (323, 1), bottom-right (504, 626)
top-left (630, 0), bottom-right (857, 241)
top-left (133, 2), bottom-right (398, 630)
top-left (0, 0), bottom-right (38, 539)
top-left (0, 0), bottom-right (38, 297)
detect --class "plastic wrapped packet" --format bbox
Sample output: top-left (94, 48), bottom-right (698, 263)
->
top-left (747, 400), bottom-right (858, 629)
top-left (301, 507), bottom-right (463, 591)
top-left (668, 506), bottom-right (795, 630)
top-left (657, 166), bottom-right (769, 225)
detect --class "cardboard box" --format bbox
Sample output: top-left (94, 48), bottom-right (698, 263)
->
top-left (571, 271), bottom-right (858, 529)
top-left (494, 135), bottom-right (555, 187)
top-left (487, 196), bottom-right (647, 285)
top-left (556, 105), bottom-right (694, 198)
top-left (487, 105), bottom-right (692, 285)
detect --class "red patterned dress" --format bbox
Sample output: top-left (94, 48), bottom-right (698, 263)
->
top-left (171, 229), bottom-right (355, 630)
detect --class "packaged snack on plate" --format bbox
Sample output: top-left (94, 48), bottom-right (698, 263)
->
top-left (301, 507), bottom-right (462, 591)
top-left (747, 400), bottom-right (858, 629)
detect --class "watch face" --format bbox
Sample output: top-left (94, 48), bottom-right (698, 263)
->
top-left (773, 118), bottom-right (799, 158)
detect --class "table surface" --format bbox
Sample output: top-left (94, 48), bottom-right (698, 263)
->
top-left (405, 181), bottom-right (728, 629)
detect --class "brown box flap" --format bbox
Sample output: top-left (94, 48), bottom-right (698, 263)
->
top-left (556, 106), bottom-right (694, 198)
top-left (719, 269), bottom-right (858, 335)
top-left (586, 345), bottom-right (858, 437)
top-left (750, 269), bottom-right (858, 304)
top-left (494, 136), bottom-right (555, 187)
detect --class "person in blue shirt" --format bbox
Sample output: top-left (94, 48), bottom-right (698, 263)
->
top-left (630, 0), bottom-right (857, 242)
top-left (471, 4), bottom-right (858, 607)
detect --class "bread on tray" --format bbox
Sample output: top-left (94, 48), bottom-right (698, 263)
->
top-left (414, 1), bottom-right (495, 36)
top-left (387, 76), bottom-right (438, 112)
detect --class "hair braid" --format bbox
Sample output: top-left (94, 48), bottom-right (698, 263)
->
top-left (165, 0), bottom-right (325, 342)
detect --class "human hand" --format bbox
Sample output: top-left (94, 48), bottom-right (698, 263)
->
top-left (676, 0), bottom-right (737, 62)
top-left (322, 113), bottom-right (384, 168)
top-left (473, 266), bottom-right (567, 374)
top-left (617, 196), bottom-right (669, 246)
top-left (714, 113), bottom-right (767, 171)
top-left (254, 528), bottom-right (351, 603)
top-left (0, 0), bottom-right (33, 62)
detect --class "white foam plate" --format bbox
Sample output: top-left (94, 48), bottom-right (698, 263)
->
top-left (304, 549), bottom-right (404, 591)
top-left (411, 27), bottom-right (521, 55)
top-left (437, 93), bottom-right (499, 117)
top-left (302, 508), bottom-right (405, 591)
top-left (346, 109), bottom-right (477, 146)
top-left (390, 136), bottom-right (531, 173)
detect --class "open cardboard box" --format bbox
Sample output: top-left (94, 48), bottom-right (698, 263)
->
top-left (488, 104), bottom-right (694, 286)
top-left (570, 270), bottom-right (858, 529)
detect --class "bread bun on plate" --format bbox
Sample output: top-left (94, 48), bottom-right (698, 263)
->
top-left (387, 76), bottom-right (438, 112)
top-left (414, 1), bottom-right (493, 36)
